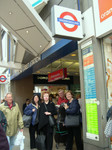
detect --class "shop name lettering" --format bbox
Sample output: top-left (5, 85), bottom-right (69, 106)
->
top-left (101, 8), bottom-right (112, 19)
top-left (50, 73), bottom-right (61, 78)
top-left (57, 18), bottom-right (80, 26)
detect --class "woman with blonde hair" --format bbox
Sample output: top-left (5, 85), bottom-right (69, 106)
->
top-left (38, 92), bottom-right (57, 150)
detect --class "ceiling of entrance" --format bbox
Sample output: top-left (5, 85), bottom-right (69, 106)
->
top-left (0, 0), bottom-right (52, 57)
top-left (34, 50), bottom-right (79, 76)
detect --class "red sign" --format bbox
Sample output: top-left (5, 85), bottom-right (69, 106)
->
top-left (48, 68), bottom-right (67, 82)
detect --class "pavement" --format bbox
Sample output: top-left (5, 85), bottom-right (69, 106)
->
top-left (13, 127), bottom-right (70, 150)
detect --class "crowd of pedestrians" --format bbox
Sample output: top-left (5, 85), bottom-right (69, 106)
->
top-left (0, 89), bottom-right (83, 150)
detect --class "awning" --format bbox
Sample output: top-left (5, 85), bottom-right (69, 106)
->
top-left (11, 39), bottom-right (78, 80)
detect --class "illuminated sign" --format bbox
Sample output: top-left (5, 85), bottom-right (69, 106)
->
top-left (98, 0), bottom-right (112, 22)
top-left (51, 5), bottom-right (83, 40)
top-left (48, 68), bottom-right (67, 82)
top-left (93, 0), bottom-right (112, 37)
top-left (0, 74), bottom-right (10, 84)
top-left (58, 12), bottom-right (80, 32)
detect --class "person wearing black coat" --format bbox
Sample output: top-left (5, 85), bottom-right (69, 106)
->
top-left (0, 124), bottom-right (9, 150)
top-left (64, 90), bottom-right (83, 150)
top-left (38, 92), bottom-right (57, 150)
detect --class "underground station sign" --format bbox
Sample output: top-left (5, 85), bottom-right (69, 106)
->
top-left (0, 74), bottom-right (10, 84)
top-left (51, 5), bottom-right (83, 40)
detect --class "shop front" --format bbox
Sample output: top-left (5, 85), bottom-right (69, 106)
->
top-left (78, 0), bottom-right (112, 149)
top-left (33, 74), bottom-right (77, 104)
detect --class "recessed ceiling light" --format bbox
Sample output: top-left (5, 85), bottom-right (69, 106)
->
top-left (70, 54), bottom-right (76, 56)
top-left (75, 62), bottom-right (79, 65)
top-left (26, 30), bottom-right (29, 34)
top-left (9, 12), bottom-right (12, 15)
top-left (75, 73), bottom-right (79, 75)
top-left (36, 71), bottom-right (40, 73)
top-left (40, 45), bottom-right (42, 48)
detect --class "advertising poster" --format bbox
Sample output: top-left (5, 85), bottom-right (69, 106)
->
top-left (82, 43), bottom-right (99, 141)
top-left (104, 38), bottom-right (112, 107)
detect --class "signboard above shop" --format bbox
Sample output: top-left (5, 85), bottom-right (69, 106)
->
top-left (93, 0), bottom-right (112, 37)
top-left (48, 68), bottom-right (67, 82)
top-left (51, 5), bottom-right (83, 40)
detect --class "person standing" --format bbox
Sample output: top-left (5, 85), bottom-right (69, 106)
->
top-left (23, 98), bottom-right (30, 113)
top-left (38, 92), bottom-right (57, 150)
top-left (57, 89), bottom-right (68, 105)
top-left (24, 94), bottom-right (40, 150)
top-left (0, 93), bottom-right (24, 150)
top-left (0, 124), bottom-right (9, 150)
top-left (0, 110), bottom-right (7, 132)
top-left (64, 90), bottom-right (83, 150)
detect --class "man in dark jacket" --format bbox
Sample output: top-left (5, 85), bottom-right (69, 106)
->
top-left (0, 124), bottom-right (9, 150)
top-left (23, 98), bottom-right (30, 113)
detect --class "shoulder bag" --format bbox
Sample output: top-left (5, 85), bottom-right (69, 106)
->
top-left (35, 133), bottom-right (46, 150)
top-left (44, 103), bottom-right (55, 127)
top-left (65, 115), bottom-right (79, 127)
top-left (22, 115), bottom-right (32, 128)
top-left (104, 118), bottom-right (112, 137)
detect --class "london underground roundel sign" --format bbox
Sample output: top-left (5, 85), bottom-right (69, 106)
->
top-left (0, 75), bottom-right (7, 83)
top-left (58, 12), bottom-right (80, 32)
top-left (51, 5), bottom-right (83, 40)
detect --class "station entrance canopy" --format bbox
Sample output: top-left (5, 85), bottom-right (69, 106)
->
top-left (11, 39), bottom-right (78, 80)
top-left (0, 0), bottom-right (52, 74)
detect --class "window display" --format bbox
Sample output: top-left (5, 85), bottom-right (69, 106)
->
top-left (104, 34), bottom-right (112, 107)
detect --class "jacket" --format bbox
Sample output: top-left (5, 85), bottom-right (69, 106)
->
top-left (107, 106), bottom-right (112, 121)
top-left (38, 102), bottom-right (57, 130)
top-left (57, 97), bottom-right (68, 105)
top-left (66, 99), bottom-right (80, 115)
top-left (0, 101), bottom-right (24, 136)
top-left (0, 124), bottom-right (9, 150)
top-left (24, 103), bottom-right (39, 126)
top-left (0, 110), bottom-right (7, 132)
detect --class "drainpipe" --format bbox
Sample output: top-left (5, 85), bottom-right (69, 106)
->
top-left (77, 0), bottom-right (80, 10)
top-left (9, 38), bottom-right (10, 74)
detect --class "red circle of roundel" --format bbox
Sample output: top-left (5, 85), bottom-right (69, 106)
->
top-left (0, 75), bottom-right (6, 82)
top-left (60, 12), bottom-right (78, 32)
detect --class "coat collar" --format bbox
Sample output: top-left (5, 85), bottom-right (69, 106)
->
top-left (4, 101), bottom-right (16, 107)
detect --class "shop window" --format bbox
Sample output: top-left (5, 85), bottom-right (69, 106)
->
top-left (103, 34), bottom-right (112, 107)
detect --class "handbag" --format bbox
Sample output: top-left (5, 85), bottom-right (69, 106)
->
top-left (65, 115), bottom-right (79, 127)
top-left (49, 115), bottom-right (55, 127)
top-left (44, 103), bottom-right (55, 127)
top-left (104, 118), bottom-right (112, 137)
top-left (22, 115), bottom-right (32, 128)
top-left (35, 134), bottom-right (46, 150)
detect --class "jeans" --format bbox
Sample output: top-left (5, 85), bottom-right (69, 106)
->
top-left (7, 135), bottom-right (16, 150)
